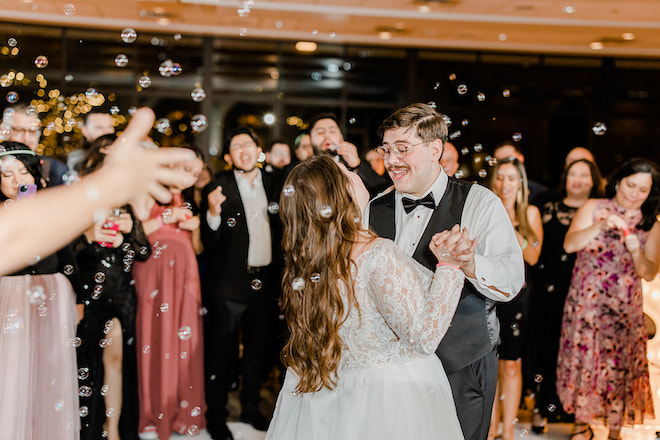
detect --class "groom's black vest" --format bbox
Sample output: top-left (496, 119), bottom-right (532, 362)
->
top-left (369, 178), bottom-right (494, 374)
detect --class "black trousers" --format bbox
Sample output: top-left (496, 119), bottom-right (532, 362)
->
top-left (204, 293), bottom-right (272, 429)
top-left (447, 349), bottom-right (498, 440)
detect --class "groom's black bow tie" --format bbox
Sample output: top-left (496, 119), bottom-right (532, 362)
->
top-left (402, 193), bottom-right (436, 214)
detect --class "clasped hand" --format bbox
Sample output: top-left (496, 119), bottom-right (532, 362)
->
top-left (429, 224), bottom-right (478, 276)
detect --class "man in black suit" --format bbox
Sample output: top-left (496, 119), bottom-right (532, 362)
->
top-left (201, 127), bottom-right (282, 440)
top-left (366, 103), bottom-right (525, 440)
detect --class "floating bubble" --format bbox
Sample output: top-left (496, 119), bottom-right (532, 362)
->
top-left (128, 106), bottom-right (138, 116)
top-left (121, 28), bottom-right (137, 43)
top-left (174, 33), bottom-right (182, 41)
top-left (560, 254), bottom-right (568, 262)
top-left (104, 320), bottom-right (114, 334)
top-left (94, 272), bottom-right (106, 283)
top-left (267, 201), bottom-right (279, 215)
top-left (473, 143), bottom-right (483, 153)
top-left (449, 130), bottom-right (461, 140)
top-left (487, 156), bottom-right (498, 167)
top-left (191, 87), bottom-right (206, 102)
top-left (1, 75), bottom-right (11, 88)
top-left (292, 277), bottom-right (305, 291)
top-left (105, 408), bottom-right (114, 417)
top-left (155, 118), bottom-right (170, 133)
top-left (142, 345), bottom-right (151, 354)
top-left (239, 28), bottom-right (248, 37)
top-left (191, 406), bottom-right (202, 417)
top-left (160, 303), bottom-right (169, 313)
top-left (454, 170), bottom-right (465, 179)
top-left (34, 55), bottom-right (48, 68)
top-left (139, 76), bottom-right (152, 88)
top-left (72, 337), bottom-right (82, 347)
top-left (251, 279), bottom-right (263, 291)
top-left (100, 384), bottom-right (110, 396)
top-left (226, 218), bottom-right (236, 227)
top-left (27, 285), bottom-right (46, 305)
top-left (457, 83), bottom-right (468, 95)
top-left (310, 273), bottom-right (321, 283)
top-left (503, 89), bottom-right (511, 97)
top-left (63, 3), bottom-right (75, 15)
top-left (37, 304), bottom-right (48, 317)
top-left (79, 386), bottom-right (92, 398)
top-left (427, 101), bottom-right (437, 109)
top-left (178, 326), bottom-right (192, 340)
top-left (186, 425), bottom-right (200, 436)
top-left (159, 60), bottom-right (173, 77)
top-left (282, 184), bottom-right (295, 197)
top-left (534, 374), bottom-right (543, 383)
top-left (237, 7), bottom-right (250, 17)
top-left (114, 54), bottom-right (128, 67)
top-left (63, 265), bottom-right (74, 275)
top-left (547, 285), bottom-right (555, 292)
top-left (6, 91), bottom-right (18, 104)
top-left (460, 147), bottom-right (469, 155)
top-left (99, 338), bottom-right (111, 348)
top-left (311, 71), bottom-right (322, 81)
top-left (461, 119), bottom-right (469, 126)
top-left (319, 205), bottom-right (333, 218)
top-left (478, 169), bottom-right (488, 178)
top-left (512, 132), bottom-right (522, 142)
top-left (79, 406), bottom-right (89, 417)
top-left (348, 117), bottom-right (357, 125)
top-left (190, 114), bottom-right (207, 133)
top-left (170, 63), bottom-right (182, 76)
top-left (85, 88), bottom-right (98, 99)
top-left (592, 122), bottom-right (607, 136)
top-left (433, 82), bottom-right (440, 90)
top-left (477, 92), bottom-right (486, 101)
top-left (77, 367), bottom-right (89, 380)
top-left (449, 73), bottom-right (456, 81)
top-left (7, 37), bottom-right (17, 47)
top-left (547, 403), bottom-right (557, 412)
top-left (441, 114), bottom-right (451, 126)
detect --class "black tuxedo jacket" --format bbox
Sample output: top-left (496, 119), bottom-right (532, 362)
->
top-left (369, 178), bottom-right (494, 374)
top-left (200, 168), bottom-right (283, 303)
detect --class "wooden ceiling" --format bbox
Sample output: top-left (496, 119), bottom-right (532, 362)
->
top-left (2, 0), bottom-right (660, 58)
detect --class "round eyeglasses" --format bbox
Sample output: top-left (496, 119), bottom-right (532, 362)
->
top-left (376, 140), bottom-right (428, 160)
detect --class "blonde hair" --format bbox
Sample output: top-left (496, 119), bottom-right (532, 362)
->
top-left (490, 157), bottom-right (538, 244)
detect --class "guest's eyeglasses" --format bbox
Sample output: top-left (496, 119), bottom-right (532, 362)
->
top-left (8, 125), bottom-right (41, 136)
top-left (376, 141), bottom-right (428, 160)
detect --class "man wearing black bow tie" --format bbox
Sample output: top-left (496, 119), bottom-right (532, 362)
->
top-left (366, 103), bottom-right (525, 440)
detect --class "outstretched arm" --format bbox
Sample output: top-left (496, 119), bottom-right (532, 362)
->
top-left (0, 108), bottom-right (196, 275)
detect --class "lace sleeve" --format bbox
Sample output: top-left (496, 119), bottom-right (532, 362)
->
top-left (366, 240), bottom-right (465, 354)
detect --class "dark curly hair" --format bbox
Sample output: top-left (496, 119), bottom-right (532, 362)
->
top-left (0, 141), bottom-right (44, 200)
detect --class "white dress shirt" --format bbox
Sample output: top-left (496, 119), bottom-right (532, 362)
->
top-left (366, 169), bottom-right (524, 303)
top-left (206, 170), bottom-right (272, 267)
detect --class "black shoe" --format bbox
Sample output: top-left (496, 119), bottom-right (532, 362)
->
top-left (208, 423), bottom-right (233, 440)
top-left (240, 412), bottom-right (270, 431)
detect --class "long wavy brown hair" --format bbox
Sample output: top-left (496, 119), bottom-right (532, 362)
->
top-left (279, 154), bottom-right (373, 393)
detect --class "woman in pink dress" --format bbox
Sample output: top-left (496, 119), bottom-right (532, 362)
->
top-left (132, 145), bottom-right (206, 439)
top-left (557, 158), bottom-right (660, 440)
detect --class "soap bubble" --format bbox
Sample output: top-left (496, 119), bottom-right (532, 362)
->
top-left (63, 4), bottom-right (75, 15)
top-left (292, 277), bottom-right (305, 291)
top-left (178, 326), bottom-right (192, 340)
top-left (6, 91), bottom-right (18, 104)
top-left (251, 279), bottom-right (263, 291)
top-left (114, 54), bottom-right (128, 67)
top-left (457, 83), bottom-right (468, 95)
top-left (190, 114), bottom-right (207, 133)
top-left (191, 87), bottom-right (206, 102)
top-left (592, 122), bottom-right (607, 136)
top-left (121, 28), bottom-right (137, 43)
top-left (512, 132), bottom-right (522, 142)
top-left (34, 55), bottom-right (48, 68)
top-left (139, 76), bottom-right (152, 88)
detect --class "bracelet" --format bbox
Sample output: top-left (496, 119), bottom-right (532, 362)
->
top-left (521, 237), bottom-right (528, 250)
top-left (156, 214), bottom-right (165, 228)
top-left (436, 262), bottom-right (460, 271)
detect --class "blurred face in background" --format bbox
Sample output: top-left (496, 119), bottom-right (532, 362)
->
top-left (6, 112), bottom-right (41, 151)
top-left (615, 172), bottom-right (652, 210)
top-left (310, 118), bottom-right (343, 152)
top-left (82, 113), bottom-right (115, 142)
top-left (267, 143), bottom-right (291, 169)
top-left (565, 161), bottom-right (593, 199)
top-left (440, 141), bottom-right (459, 177)
top-left (365, 150), bottom-right (386, 176)
top-left (295, 134), bottom-right (314, 161)
top-left (1, 157), bottom-right (35, 200)
top-left (493, 162), bottom-right (521, 204)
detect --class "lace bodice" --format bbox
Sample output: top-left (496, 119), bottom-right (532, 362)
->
top-left (338, 239), bottom-right (464, 372)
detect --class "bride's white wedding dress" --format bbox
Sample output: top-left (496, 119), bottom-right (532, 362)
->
top-left (266, 239), bottom-right (465, 440)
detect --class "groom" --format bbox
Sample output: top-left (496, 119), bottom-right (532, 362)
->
top-left (366, 103), bottom-right (525, 440)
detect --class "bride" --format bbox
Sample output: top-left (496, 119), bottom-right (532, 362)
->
top-left (266, 154), bottom-right (471, 439)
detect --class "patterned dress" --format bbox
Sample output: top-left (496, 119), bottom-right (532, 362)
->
top-left (557, 198), bottom-right (654, 428)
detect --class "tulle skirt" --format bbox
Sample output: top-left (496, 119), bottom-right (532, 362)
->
top-left (266, 355), bottom-right (464, 440)
top-left (0, 273), bottom-right (80, 440)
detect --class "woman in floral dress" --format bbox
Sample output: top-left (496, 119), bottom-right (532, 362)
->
top-left (557, 158), bottom-right (660, 440)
